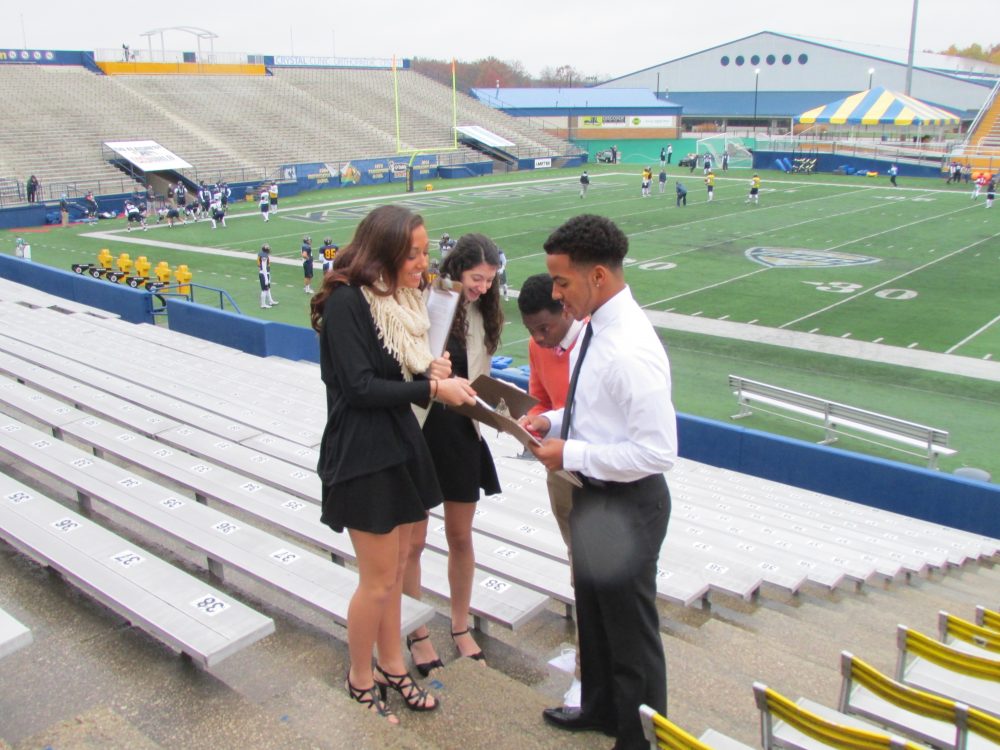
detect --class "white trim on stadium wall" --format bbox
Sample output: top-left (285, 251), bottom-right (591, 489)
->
top-left (746, 248), bottom-right (881, 268)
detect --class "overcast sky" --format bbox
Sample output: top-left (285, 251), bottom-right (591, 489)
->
top-left (6, 0), bottom-right (998, 78)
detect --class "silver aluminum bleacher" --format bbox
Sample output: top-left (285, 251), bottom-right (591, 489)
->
top-left (0, 305), bottom-right (324, 447)
top-left (677, 460), bottom-right (990, 568)
top-left (0, 371), bottom-right (547, 634)
top-left (0, 411), bottom-right (437, 636)
top-left (0, 61), bottom-right (578, 198)
top-left (1, 290), bottom-right (997, 624)
top-left (729, 374), bottom-right (956, 469)
top-left (0, 469), bottom-right (274, 667)
top-left (0, 605), bottom-right (32, 660)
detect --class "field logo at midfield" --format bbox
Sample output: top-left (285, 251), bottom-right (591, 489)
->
top-left (746, 247), bottom-right (882, 268)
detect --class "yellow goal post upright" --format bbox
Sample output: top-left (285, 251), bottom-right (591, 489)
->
top-left (392, 56), bottom-right (461, 192)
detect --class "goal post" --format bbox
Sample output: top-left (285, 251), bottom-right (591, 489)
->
top-left (697, 134), bottom-right (753, 169)
top-left (392, 56), bottom-right (461, 191)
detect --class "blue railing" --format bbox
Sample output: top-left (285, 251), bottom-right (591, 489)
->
top-left (149, 283), bottom-right (241, 317)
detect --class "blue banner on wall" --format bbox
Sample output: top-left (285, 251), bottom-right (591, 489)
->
top-left (281, 154), bottom-right (439, 191)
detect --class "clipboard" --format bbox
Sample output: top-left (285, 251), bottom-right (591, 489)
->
top-left (425, 276), bottom-right (462, 357)
top-left (452, 375), bottom-right (583, 488)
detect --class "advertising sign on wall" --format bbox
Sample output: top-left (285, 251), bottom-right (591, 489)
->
top-left (580, 114), bottom-right (677, 128)
top-left (282, 155), bottom-right (440, 192)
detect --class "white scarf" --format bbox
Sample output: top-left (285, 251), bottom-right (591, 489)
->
top-left (361, 282), bottom-right (434, 381)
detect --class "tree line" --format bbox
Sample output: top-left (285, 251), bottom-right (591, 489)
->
top-left (938, 42), bottom-right (1000, 64)
top-left (410, 57), bottom-right (607, 93)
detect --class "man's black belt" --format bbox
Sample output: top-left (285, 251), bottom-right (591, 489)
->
top-left (578, 473), bottom-right (662, 492)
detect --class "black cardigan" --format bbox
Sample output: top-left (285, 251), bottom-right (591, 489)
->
top-left (316, 284), bottom-right (432, 485)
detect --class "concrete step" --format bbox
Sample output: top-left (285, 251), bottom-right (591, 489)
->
top-left (664, 618), bottom-right (841, 745)
top-left (662, 632), bottom-right (762, 744)
top-left (307, 657), bottom-right (613, 750)
top-left (13, 706), bottom-right (164, 750)
top-left (259, 676), bottom-right (434, 750)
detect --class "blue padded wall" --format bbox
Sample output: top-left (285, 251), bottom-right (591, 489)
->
top-left (678, 414), bottom-right (1000, 538)
top-left (0, 255), bottom-right (154, 323)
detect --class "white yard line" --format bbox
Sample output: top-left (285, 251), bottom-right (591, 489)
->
top-left (780, 220), bottom-right (1000, 329)
top-left (946, 312), bottom-right (1000, 355)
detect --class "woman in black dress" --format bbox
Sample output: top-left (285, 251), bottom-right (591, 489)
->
top-left (310, 205), bottom-right (475, 724)
top-left (404, 233), bottom-right (504, 671)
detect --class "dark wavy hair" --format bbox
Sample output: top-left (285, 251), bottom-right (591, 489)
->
top-left (440, 233), bottom-right (504, 354)
top-left (542, 214), bottom-right (628, 269)
top-left (309, 205), bottom-right (425, 332)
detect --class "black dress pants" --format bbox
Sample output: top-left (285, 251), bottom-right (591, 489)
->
top-left (570, 473), bottom-right (670, 750)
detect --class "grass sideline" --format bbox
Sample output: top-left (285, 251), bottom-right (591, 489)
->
top-left (9, 164), bottom-right (1000, 477)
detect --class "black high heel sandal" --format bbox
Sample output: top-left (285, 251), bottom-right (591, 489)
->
top-left (374, 664), bottom-right (438, 712)
top-left (345, 676), bottom-right (396, 722)
top-left (451, 628), bottom-right (486, 662)
top-left (406, 633), bottom-right (444, 677)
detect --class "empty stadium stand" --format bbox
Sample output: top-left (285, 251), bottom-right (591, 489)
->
top-left (0, 63), bottom-right (579, 203)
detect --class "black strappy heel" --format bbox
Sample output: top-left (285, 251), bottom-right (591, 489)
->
top-left (406, 633), bottom-right (444, 677)
top-left (451, 628), bottom-right (486, 662)
top-left (346, 676), bottom-right (397, 722)
top-left (374, 663), bottom-right (438, 711)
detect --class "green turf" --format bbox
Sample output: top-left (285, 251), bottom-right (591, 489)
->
top-left (9, 164), bottom-right (1000, 476)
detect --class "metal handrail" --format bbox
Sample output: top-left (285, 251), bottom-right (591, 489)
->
top-left (963, 78), bottom-right (1000, 147)
top-left (149, 283), bottom-right (241, 316)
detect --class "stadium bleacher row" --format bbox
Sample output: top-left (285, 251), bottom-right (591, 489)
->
top-left (0, 278), bottom-right (998, 749)
top-left (0, 64), bottom-right (576, 202)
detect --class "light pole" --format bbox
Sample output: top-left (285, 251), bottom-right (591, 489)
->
top-left (868, 67), bottom-right (875, 89)
top-left (752, 68), bottom-right (760, 152)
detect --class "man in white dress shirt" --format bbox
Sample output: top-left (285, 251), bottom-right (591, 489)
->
top-left (526, 213), bottom-right (677, 750)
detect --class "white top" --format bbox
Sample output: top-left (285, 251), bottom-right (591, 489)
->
top-left (544, 286), bottom-right (678, 482)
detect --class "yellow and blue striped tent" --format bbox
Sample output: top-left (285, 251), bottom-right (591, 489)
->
top-left (797, 87), bottom-right (960, 126)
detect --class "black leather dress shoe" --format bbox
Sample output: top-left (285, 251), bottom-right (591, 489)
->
top-left (541, 706), bottom-right (613, 734)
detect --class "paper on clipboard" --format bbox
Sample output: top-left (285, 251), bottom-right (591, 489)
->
top-left (452, 375), bottom-right (584, 488)
top-left (425, 277), bottom-right (462, 357)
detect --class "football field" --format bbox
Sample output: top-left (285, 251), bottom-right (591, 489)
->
top-left (20, 164), bottom-right (1000, 475)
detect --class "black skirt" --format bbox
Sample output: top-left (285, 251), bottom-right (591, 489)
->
top-left (422, 402), bottom-right (501, 503)
top-left (320, 448), bottom-right (442, 534)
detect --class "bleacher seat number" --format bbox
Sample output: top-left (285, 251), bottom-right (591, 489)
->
top-left (112, 550), bottom-right (145, 568)
top-left (191, 595), bottom-right (229, 616)
top-left (480, 577), bottom-right (510, 594)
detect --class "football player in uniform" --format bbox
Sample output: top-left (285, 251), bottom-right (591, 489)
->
top-left (259, 187), bottom-right (271, 222)
top-left (258, 244), bottom-right (278, 308)
top-left (209, 193), bottom-right (226, 229)
top-left (705, 170), bottom-right (715, 202)
top-left (124, 200), bottom-right (147, 231)
top-left (320, 238), bottom-right (339, 274)
top-left (746, 174), bottom-right (761, 205)
top-left (301, 236), bottom-right (314, 293)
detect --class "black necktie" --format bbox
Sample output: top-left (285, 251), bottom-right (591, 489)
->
top-left (561, 323), bottom-right (593, 440)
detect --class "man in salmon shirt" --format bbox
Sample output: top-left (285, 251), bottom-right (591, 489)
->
top-left (517, 272), bottom-right (586, 708)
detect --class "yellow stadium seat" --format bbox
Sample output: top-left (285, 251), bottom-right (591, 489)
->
top-left (838, 650), bottom-right (1000, 750)
top-left (976, 606), bottom-right (1000, 634)
top-left (753, 681), bottom-right (922, 750)
top-left (895, 626), bottom-right (1000, 718)
top-left (939, 611), bottom-right (1000, 657)
top-left (639, 705), bottom-right (754, 750)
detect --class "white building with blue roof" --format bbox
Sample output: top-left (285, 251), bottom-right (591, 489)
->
top-left (596, 31), bottom-right (996, 131)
